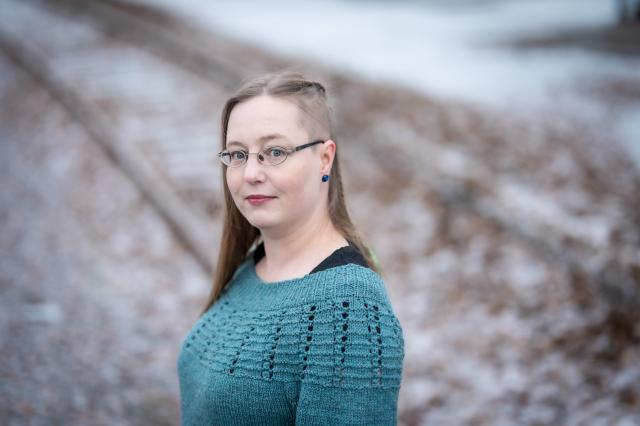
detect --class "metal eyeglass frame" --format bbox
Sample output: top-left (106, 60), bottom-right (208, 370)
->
top-left (218, 139), bottom-right (326, 167)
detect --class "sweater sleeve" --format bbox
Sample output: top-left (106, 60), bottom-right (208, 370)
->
top-left (293, 297), bottom-right (405, 426)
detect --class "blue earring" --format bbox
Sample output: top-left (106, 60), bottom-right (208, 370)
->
top-left (322, 174), bottom-right (330, 182)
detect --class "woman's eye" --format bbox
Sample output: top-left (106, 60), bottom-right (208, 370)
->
top-left (267, 148), bottom-right (285, 157)
top-left (230, 151), bottom-right (246, 160)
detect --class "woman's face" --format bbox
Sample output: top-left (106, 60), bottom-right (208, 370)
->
top-left (225, 95), bottom-right (333, 236)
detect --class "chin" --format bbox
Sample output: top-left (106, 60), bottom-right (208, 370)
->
top-left (245, 214), bottom-right (279, 230)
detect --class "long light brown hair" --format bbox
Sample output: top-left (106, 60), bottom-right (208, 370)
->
top-left (199, 68), bottom-right (383, 317)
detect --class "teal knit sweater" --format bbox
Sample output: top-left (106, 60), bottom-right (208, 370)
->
top-left (177, 251), bottom-right (405, 425)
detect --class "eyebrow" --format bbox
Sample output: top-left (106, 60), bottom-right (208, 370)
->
top-left (226, 133), bottom-right (289, 148)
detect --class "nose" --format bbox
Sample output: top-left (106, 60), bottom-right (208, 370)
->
top-left (242, 153), bottom-right (265, 182)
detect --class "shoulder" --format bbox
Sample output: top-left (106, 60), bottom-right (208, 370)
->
top-left (297, 277), bottom-right (405, 390)
top-left (327, 263), bottom-right (394, 309)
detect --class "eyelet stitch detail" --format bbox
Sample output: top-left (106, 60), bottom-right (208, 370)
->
top-left (300, 304), bottom-right (317, 379)
top-left (334, 300), bottom-right (350, 385)
top-left (372, 304), bottom-right (383, 385)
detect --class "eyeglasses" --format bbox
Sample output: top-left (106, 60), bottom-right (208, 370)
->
top-left (218, 139), bottom-right (326, 167)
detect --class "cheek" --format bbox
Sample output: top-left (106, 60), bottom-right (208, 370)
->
top-left (226, 170), bottom-right (241, 196)
top-left (277, 167), bottom-right (315, 201)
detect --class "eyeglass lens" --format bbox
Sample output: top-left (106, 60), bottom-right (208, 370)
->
top-left (222, 147), bottom-right (288, 167)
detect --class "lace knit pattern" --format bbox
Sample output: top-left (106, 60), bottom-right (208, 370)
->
top-left (179, 258), bottom-right (405, 391)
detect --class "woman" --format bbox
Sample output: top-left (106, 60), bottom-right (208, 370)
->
top-left (177, 69), bottom-right (405, 425)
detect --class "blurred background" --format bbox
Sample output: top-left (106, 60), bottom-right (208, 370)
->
top-left (1, 0), bottom-right (639, 425)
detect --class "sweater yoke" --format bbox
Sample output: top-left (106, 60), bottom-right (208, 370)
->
top-left (177, 247), bottom-right (405, 425)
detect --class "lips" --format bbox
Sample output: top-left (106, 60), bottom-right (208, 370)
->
top-left (246, 195), bottom-right (276, 206)
top-left (246, 195), bottom-right (276, 200)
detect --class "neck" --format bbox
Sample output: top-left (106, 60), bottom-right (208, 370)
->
top-left (258, 210), bottom-right (348, 278)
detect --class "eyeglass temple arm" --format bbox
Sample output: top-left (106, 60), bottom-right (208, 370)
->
top-left (293, 140), bottom-right (326, 152)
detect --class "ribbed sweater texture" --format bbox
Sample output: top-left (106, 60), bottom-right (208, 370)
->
top-left (177, 247), bottom-right (405, 425)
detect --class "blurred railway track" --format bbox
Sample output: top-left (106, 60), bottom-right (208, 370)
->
top-left (0, 26), bottom-right (217, 277)
top-left (44, 0), bottom-right (246, 90)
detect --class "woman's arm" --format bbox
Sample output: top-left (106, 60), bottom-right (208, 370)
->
top-left (295, 381), bottom-right (401, 425)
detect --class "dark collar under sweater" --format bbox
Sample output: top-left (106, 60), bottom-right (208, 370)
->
top-left (252, 240), bottom-right (370, 274)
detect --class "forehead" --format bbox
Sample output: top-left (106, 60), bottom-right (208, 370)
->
top-left (226, 133), bottom-right (290, 148)
top-left (225, 95), bottom-right (307, 147)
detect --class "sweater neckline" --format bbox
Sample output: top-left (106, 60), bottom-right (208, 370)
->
top-left (250, 244), bottom-right (351, 286)
top-left (226, 254), bottom-right (389, 310)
